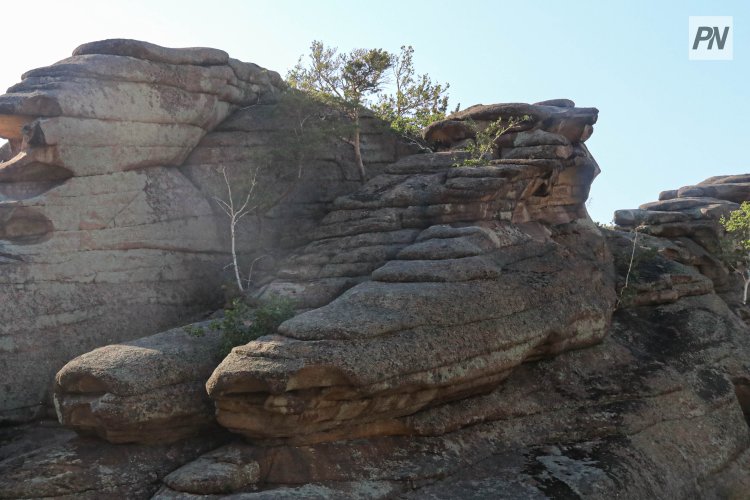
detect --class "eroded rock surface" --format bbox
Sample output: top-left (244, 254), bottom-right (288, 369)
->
top-left (157, 292), bottom-right (750, 498)
top-left (206, 100), bottom-right (615, 444)
top-left (0, 39), bottom-right (411, 422)
top-left (614, 174), bottom-right (750, 311)
top-left (423, 101), bottom-right (597, 153)
top-left (54, 321), bottom-right (225, 444)
top-left (1, 39), bottom-right (748, 498)
top-left (0, 419), bottom-right (227, 499)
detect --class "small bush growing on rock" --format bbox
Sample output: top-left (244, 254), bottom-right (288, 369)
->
top-left (720, 201), bottom-right (750, 304)
top-left (186, 297), bottom-right (296, 356)
top-left (455, 115), bottom-right (531, 167)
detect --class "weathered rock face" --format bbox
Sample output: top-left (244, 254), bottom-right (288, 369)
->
top-left (2, 38), bottom-right (749, 498)
top-left (614, 174), bottom-right (750, 308)
top-left (206, 100), bottom-right (616, 444)
top-left (0, 39), bottom-right (278, 423)
top-left (53, 321), bottom-right (225, 444)
top-left (0, 40), bottom-right (411, 422)
top-left (48, 100), bottom-right (610, 449)
top-left (0, 420), bottom-right (228, 499)
top-left (423, 100), bottom-right (597, 153)
top-left (155, 178), bottom-right (750, 498)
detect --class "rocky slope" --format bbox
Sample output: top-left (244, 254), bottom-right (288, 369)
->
top-left (1, 40), bottom-right (749, 499)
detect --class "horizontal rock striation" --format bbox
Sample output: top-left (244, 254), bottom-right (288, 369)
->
top-left (613, 174), bottom-right (750, 304)
top-left (0, 39), bottom-right (411, 423)
top-left (423, 100), bottom-right (597, 153)
top-left (0, 38), bottom-right (281, 423)
top-left (0, 59), bottom-right (747, 497)
top-left (206, 101), bottom-right (616, 444)
top-left (54, 321), bottom-right (226, 444)
top-left (159, 292), bottom-right (750, 498)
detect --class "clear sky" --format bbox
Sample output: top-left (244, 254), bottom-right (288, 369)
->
top-left (1, 0), bottom-right (747, 223)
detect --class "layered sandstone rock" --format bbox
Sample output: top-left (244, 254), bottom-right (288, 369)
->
top-left (423, 100), bottom-right (597, 152)
top-left (613, 174), bottom-right (750, 303)
top-left (0, 39), bottom-right (280, 423)
top-left (0, 40), bottom-right (410, 423)
top-left (53, 321), bottom-right (226, 444)
top-left (156, 291), bottom-right (750, 498)
top-left (206, 100), bottom-right (616, 444)
top-left (156, 206), bottom-right (750, 497)
top-left (2, 38), bottom-right (748, 497)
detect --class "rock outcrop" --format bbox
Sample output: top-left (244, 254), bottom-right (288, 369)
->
top-left (1, 38), bottom-right (749, 499)
top-left (614, 174), bottom-right (750, 309)
top-left (0, 39), bottom-right (412, 422)
top-left (156, 290), bottom-right (750, 498)
top-left (423, 100), bottom-right (596, 153)
top-left (53, 321), bottom-right (225, 444)
top-left (207, 114), bottom-right (615, 443)
top-left (0, 421), bottom-right (228, 499)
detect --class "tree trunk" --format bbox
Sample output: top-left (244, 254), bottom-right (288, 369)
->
top-left (353, 112), bottom-right (367, 182)
top-left (230, 217), bottom-right (243, 292)
top-left (744, 274), bottom-right (749, 305)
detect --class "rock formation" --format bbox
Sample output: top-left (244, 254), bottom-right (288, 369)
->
top-left (613, 174), bottom-right (750, 311)
top-left (207, 129), bottom-right (614, 444)
top-left (1, 39), bottom-right (749, 499)
top-left (53, 320), bottom-right (225, 444)
top-left (0, 40), bottom-right (411, 422)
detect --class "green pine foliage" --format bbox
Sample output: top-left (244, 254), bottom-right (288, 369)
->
top-left (372, 45), bottom-right (452, 137)
top-left (288, 41), bottom-right (454, 178)
top-left (719, 201), bottom-right (750, 304)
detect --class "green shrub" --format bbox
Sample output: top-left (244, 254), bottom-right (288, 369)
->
top-left (186, 296), bottom-right (296, 356)
top-left (454, 115), bottom-right (532, 167)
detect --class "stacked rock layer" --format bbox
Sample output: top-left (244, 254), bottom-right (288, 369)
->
top-left (0, 39), bottom-right (411, 423)
top-left (614, 174), bottom-right (750, 303)
top-left (2, 39), bottom-right (749, 498)
top-left (206, 101), bottom-right (617, 444)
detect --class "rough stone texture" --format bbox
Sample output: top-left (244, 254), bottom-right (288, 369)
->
top-left (423, 100), bottom-right (597, 152)
top-left (1, 46), bottom-right (748, 498)
top-left (0, 40), bottom-right (412, 423)
top-left (614, 174), bottom-right (750, 306)
top-left (154, 211), bottom-right (750, 497)
top-left (159, 291), bottom-right (750, 498)
top-left (206, 102), bottom-right (615, 445)
top-left (53, 321), bottom-right (225, 444)
top-left (0, 419), bottom-right (227, 499)
top-left (209, 220), bottom-right (614, 444)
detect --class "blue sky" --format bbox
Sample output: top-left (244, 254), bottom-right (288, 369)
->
top-left (1, 0), bottom-right (747, 222)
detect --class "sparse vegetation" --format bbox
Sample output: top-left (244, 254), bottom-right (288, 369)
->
top-left (372, 45), bottom-right (453, 137)
top-left (288, 41), bottom-right (392, 181)
top-left (720, 201), bottom-right (750, 304)
top-left (213, 165), bottom-right (260, 292)
top-left (455, 115), bottom-right (532, 167)
top-left (186, 296), bottom-right (296, 356)
top-left (288, 41), bottom-right (453, 179)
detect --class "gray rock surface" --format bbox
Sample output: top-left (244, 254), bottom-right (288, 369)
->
top-left (0, 419), bottom-right (226, 499)
top-left (0, 41), bottom-right (748, 498)
top-left (207, 102), bottom-right (615, 444)
top-left (54, 321), bottom-right (225, 443)
top-left (0, 39), bottom-right (412, 422)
